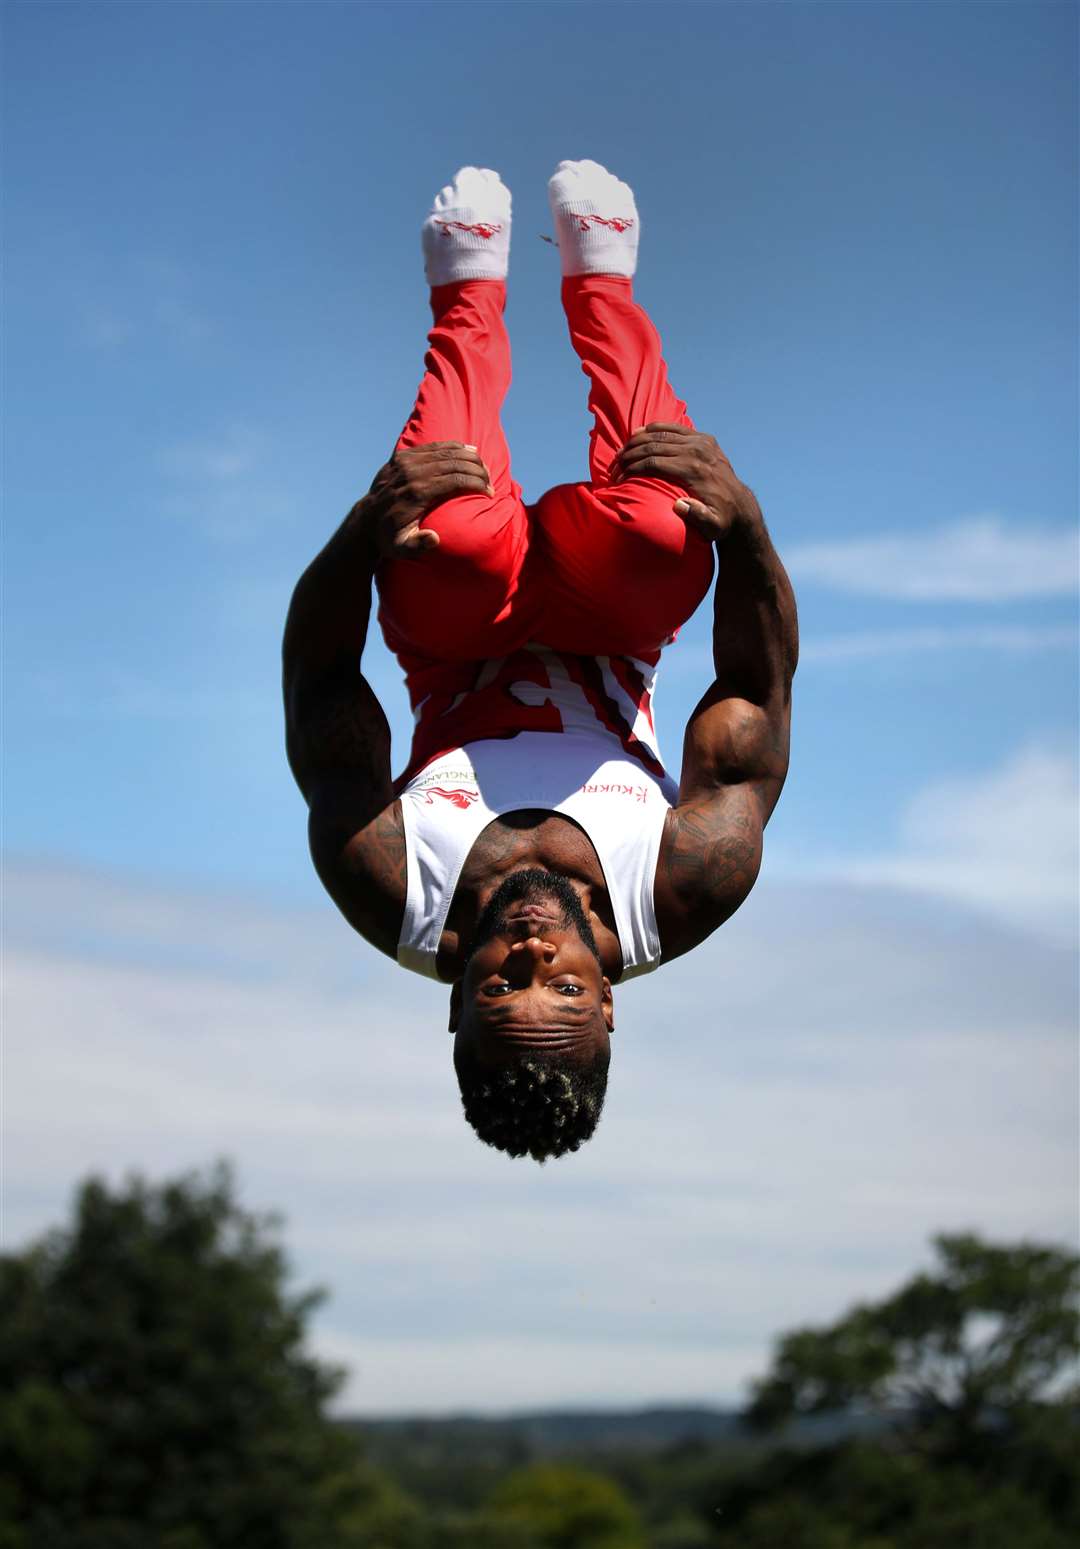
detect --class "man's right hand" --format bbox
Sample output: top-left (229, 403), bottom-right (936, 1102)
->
top-left (365, 442), bottom-right (494, 560)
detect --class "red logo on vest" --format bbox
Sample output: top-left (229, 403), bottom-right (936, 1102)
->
top-left (420, 785), bottom-right (480, 809)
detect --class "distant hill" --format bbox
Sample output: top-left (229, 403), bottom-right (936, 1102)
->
top-left (341, 1403), bottom-right (893, 1468)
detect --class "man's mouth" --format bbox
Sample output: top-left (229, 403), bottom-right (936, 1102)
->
top-left (505, 906), bottom-right (561, 926)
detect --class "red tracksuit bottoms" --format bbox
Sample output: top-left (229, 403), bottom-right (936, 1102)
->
top-left (376, 276), bottom-right (714, 773)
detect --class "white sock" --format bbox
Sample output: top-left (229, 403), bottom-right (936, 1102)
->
top-left (421, 166), bottom-right (511, 286)
top-left (547, 159), bottom-right (639, 278)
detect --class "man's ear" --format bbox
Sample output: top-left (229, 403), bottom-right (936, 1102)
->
top-left (601, 977), bottom-right (614, 1034)
top-left (448, 979), bottom-right (463, 1033)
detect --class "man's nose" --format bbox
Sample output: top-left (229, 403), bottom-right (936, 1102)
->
top-left (511, 934), bottom-right (557, 964)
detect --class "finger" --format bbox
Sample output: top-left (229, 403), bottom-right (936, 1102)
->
top-left (615, 451), bottom-right (692, 482)
top-left (394, 526), bottom-right (441, 558)
top-left (407, 440), bottom-right (480, 453)
top-left (413, 457), bottom-right (492, 481)
top-left (393, 471), bottom-right (492, 518)
top-left (673, 497), bottom-right (716, 535)
top-left (421, 471), bottom-right (493, 499)
top-left (430, 441), bottom-right (487, 464)
top-left (615, 445), bottom-right (700, 477)
top-left (408, 453), bottom-right (494, 486)
top-left (617, 444), bottom-right (690, 468)
top-left (620, 424), bottom-right (695, 450)
top-left (403, 446), bottom-right (488, 471)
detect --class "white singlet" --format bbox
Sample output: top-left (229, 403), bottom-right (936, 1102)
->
top-left (396, 645), bottom-right (679, 982)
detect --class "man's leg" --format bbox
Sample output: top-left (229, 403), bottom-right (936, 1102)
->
top-left (531, 161), bottom-right (714, 657)
top-left (377, 170), bottom-right (535, 674)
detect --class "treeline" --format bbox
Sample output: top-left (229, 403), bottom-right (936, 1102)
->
top-left (1, 1164), bottom-right (1076, 1547)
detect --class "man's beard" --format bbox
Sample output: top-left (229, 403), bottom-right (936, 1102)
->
top-left (464, 868), bottom-right (601, 966)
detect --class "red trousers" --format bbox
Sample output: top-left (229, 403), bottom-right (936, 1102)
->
top-left (376, 276), bottom-right (714, 773)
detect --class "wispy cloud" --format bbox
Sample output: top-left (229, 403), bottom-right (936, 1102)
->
top-left (156, 426), bottom-right (295, 542)
top-left (81, 306), bottom-right (136, 350)
top-left (22, 667), bottom-right (266, 725)
top-left (801, 623), bottom-right (1079, 664)
top-left (830, 745), bottom-right (1079, 944)
top-left (158, 427), bottom-right (261, 482)
top-left (80, 256), bottom-right (215, 355)
top-left (5, 858), bottom-right (1075, 1414)
top-left (662, 621), bottom-right (1078, 680)
top-left (788, 517), bottom-right (1079, 601)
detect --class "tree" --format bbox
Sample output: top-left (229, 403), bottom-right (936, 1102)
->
top-left (745, 1233), bottom-right (1079, 1449)
top-left (488, 1463), bottom-right (647, 1549)
top-left (707, 1437), bottom-right (1077, 1549)
top-left (701, 1233), bottom-right (1080, 1548)
top-left (0, 1163), bottom-right (373, 1548)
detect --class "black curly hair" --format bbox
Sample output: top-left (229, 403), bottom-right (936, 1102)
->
top-left (454, 1045), bottom-right (610, 1164)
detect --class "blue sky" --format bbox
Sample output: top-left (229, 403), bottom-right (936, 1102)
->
top-left (5, 1), bottom-right (1077, 1413)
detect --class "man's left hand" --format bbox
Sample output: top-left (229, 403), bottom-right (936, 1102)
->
top-left (614, 423), bottom-right (761, 543)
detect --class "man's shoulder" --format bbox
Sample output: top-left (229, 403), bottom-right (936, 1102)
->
top-left (654, 790), bottom-right (764, 959)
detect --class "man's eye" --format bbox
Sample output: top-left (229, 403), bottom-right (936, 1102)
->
top-left (554, 983), bottom-right (585, 996)
top-left (482, 982), bottom-right (512, 996)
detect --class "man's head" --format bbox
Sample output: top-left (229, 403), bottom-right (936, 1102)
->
top-left (450, 868), bottom-right (613, 1163)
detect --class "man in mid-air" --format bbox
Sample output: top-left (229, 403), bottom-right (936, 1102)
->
top-left (284, 161), bottom-right (798, 1163)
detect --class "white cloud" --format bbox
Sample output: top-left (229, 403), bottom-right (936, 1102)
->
top-left (22, 666), bottom-right (266, 724)
top-left (82, 306), bottom-right (136, 350)
top-left (830, 746), bottom-right (1079, 945)
top-left (158, 426), bottom-right (260, 482)
top-left (659, 622), bottom-right (1078, 684)
top-left (801, 623), bottom-right (1079, 664)
top-left (788, 517), bottom-right (1078, 601)
top-left (156, 427), bottom-right (298, 542)
top-left (4, 857), bottom-right (1075, 1415)
top-left (78, 256), bottom-right (215, 355)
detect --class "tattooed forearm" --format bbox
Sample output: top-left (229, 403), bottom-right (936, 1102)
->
top-left (309, 797), bottom-right (408, 960)
top-left (663, 800), bottom-right (761, 910)
top-left (655, 788), bottom-right (766, 957)
top-left (352, 804), bottom-right (408, 900)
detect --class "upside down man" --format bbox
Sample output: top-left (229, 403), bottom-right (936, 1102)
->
top-left (284, 161), bottom-right (798, 1163)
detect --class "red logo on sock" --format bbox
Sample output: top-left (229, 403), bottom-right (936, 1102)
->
top-left (435, 220), bottom-right (504, 240)
top-left (574, 214), bottom-right (635, 234)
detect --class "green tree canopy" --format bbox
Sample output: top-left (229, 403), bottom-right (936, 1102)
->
top-left (745, 1233), bottom-right (1079, 1442)
top-left (707, 1437), bottom-right (1078, 1549)
top-left (0, 1163), bottom-right (372, 1548)
top-left (488, 1462), bottom-right (647, 1549)
top-left (708, 1234), bottom-right (1080, 1548)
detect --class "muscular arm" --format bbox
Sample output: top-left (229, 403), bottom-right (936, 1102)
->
top-left (616, 425), bottom-right (798, 955)
top-left (283, 444), bottom-right (492, 956)
top-left (283, 491), bottom-right (407, 956)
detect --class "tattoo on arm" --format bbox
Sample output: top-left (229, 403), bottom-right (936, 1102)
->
top-left (663, 797), bottom-right (761, 911)
top-left (342, 801), bottom-right (408, 903)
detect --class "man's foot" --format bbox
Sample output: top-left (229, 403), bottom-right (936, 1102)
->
top-left (422, 167), bottom-right (511, 286)
top-left (547, 159), bottom-right (639, 278)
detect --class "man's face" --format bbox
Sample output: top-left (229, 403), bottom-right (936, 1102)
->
top-left (450, 869), bottom-right (613, 1067)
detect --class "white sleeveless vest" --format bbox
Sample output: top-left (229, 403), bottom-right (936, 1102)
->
top-left (396, 645), bottom-right (678, 982)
